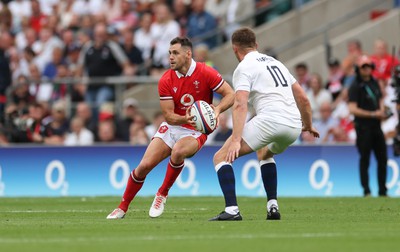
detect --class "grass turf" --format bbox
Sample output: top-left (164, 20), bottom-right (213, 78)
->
top-left (0, 196), bottom-right (399, 252)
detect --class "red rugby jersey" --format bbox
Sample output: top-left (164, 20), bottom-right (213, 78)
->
top-left (159, 60), bottom-right (224, 129)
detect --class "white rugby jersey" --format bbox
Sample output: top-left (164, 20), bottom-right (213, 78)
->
top-left (232, 51), bottom-right (302, 128)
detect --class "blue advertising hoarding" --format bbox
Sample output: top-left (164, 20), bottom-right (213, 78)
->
top-left (0, 145), bottom-right (399, 197)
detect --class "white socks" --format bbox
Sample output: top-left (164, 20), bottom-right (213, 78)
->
top-left (225, 206), bottom-right (239, 215)
top-left (267, 199), bottom-right (278, 211)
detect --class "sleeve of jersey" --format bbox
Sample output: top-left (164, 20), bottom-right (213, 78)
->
top-left (204, 65), bottom-right (224, 91)
top-left (232, 66), bottom-right (251, 92)
top-left (158, 77), bottom-right (173, 101)
top-left (288, 72), bottom-right (297, 86)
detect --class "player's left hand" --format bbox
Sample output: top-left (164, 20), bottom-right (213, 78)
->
top-left (302, 126), bottom-right (320, 138)
top-left (225, 140), bottom-right (241, 163)
top-left (210, 104), bottom-right (220, 129)
top-left (186, 107), bottom-right (196, 126)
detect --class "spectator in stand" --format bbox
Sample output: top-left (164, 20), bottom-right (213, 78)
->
top-left (129, 112), bottom-right (150, 145)
top-left (116, 98), bottom-right (139, 142)
top-left (326, 58), bottom-right (345, 102)
top-left (221, 0), bottom-right (255, 41)
top-left (381, 64), bottom-right (398, 145)
top-left (29, 0), bottom-right (47, 34)
top-left (32, 27), bottom-right (64, 72)
top-left (306, 73), bottom-right (332, 121)
top-left (0, 3), bottom-right (13, 32)
top-left (26, 102), bottom-right (48, 143)
top-left (121, 28), bottom-right (143, 76)
top-left (98, 102), bottom-right (116, 123)
top-left (0, 31), bottom-right (12, 119)
top-left (370, 38), bottom-right (399, 85)
top-left (102, 0), bottom-right (125, 23)
top-left (134, 12), bottom-right (153, 75)
top-left (60, 29), bottom-right (75, 57)
top-left (14, 47), bottom-right (35, 81)
top-left (57, 0), bottom-right (75, 29)
top-left (8, 0), bottom-right (32, 34)
top-left (15, 26), bottom-right (37, 53)
top-left (11, 75), bottom-right (35, 110)
top-left (193, 43), bottom-right (216, 69)
top-left (46, 13), bottom-right (61, 35)
top-left (65, 42), bottom-right (81, 76)
top-left (42, 46), bottom-right (65, 80)
top-left (2, 102), bottom-right (30, 143)
top-left (37, 0), bottom-right (59, 17)
top-left (341, 39), bottom-right (364, 87)
top-left (313, 102), bottom-right (340, 144)
top-left (76, 23), bottom-right (132, 117)
top-left (144, 110), bottom-right (165, 139)
top-left (51, 63), bottom-right (69, 101)
top-left (71, 0), bottom-right (104, 17)
top-left (294, 62), bottom-right (310, 91)
top-left (173, 0), bottom-right (190, 36)
top-left (149, 3), bottom-right (180, 76)
top-left (97, 119), bottom-right (118, 143)
top-left (75, 101), bottom-right (97, 136)
top-left (43, 100), bottom-right (70, 145)
top-left (187, 0), bottom-right (218, 49)
top-left (64, 116), bottom-right (94, 146)
top-left (109, 0), bottom-right (139, 33)
top-left (28, 62), bottom-right (52, 102)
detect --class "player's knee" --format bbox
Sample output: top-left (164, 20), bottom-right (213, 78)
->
top-left (171, 146), bottom-right (187, 161)
top-left (136, 161), bottom-right (154, 176)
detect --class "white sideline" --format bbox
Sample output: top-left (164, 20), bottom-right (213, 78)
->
top-left (0, 207), bottom-right (209, 213)
top-left (0, 233), bottom-right (345, 243)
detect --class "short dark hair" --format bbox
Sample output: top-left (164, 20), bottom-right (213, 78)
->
top-left (170, 37), bottom-right (193, 50)
top-left (231, 27), bottom-right (256, 48)
top-left (295, 62), bottom-right (308, 70)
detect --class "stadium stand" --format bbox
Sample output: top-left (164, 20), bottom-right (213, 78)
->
top-left (0, 0), bottom-right (399, 146)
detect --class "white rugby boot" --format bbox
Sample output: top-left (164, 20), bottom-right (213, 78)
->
top-left (149, 193), bottom-right (167, 218)
top-left (106, 208), bottom-right (126, 219)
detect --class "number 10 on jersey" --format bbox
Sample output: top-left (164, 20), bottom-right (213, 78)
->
top-left (267, 65), bottom-right (288, 87)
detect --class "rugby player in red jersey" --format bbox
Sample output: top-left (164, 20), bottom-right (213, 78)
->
top-left (107, 37), bottom-right (234, 219)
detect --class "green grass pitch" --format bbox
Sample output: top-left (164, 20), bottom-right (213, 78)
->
top-left (0, 196), bottom-right (399, 252)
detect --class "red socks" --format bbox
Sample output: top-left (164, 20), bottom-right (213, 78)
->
top-left (158, 159), bottom-right (184, 196)
top-left (118, 170), bottom-right (145, 212)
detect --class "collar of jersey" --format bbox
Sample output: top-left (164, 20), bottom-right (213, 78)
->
top-left (244, 50), bottom-right (259, 59)
top-left (175, 59), bottom-right (196, 78)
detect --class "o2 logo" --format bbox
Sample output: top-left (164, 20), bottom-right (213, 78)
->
top-left (309, 160), bottom-right (333, 196)
top-left (387, 159), bottom-right (400, 195)
top-left (45, 160), bottom-right (69, 196)
top-left (176, 160), bottom-right (199, 195)
top-left (0, 165), bottom-right (5, 196)
top-left (109, 159), bottom-right (130, 189)
top-left (241, 160), bottom-right (264, 195)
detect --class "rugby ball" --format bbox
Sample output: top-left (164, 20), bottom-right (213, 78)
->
top-left (190, 100), bottom-right (217, 134)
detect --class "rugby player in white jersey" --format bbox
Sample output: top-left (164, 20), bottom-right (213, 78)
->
top-left (210, 27), bottom-right (319, 221)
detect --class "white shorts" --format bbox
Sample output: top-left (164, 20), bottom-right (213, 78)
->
top-left (153, 122), bottom-right (207, 149)
top-left (242, 116), bottom-right (301, 154)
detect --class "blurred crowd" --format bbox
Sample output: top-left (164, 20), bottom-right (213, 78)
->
top-left (0, 0), bottom-right (305, 146)
top-left (1, 0), bottom-right (398, 147)
top-left (294, 38), bottom-right (400, 145)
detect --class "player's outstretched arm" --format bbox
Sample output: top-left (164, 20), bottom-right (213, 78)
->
top-left (292, 82), bottom-right (319, 138)
top-left (214, 81), bottom-right (235, 118)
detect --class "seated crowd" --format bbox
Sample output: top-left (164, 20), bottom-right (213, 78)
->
top-left (0, 0), bottom-right (398, 146)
